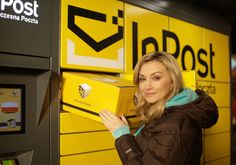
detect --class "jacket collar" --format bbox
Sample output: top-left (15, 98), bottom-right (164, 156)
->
top-left (145, 89), bottom-right (218, 131)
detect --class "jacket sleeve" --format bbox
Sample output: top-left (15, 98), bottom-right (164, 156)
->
top-left (115, 131), bottom-right (195, 165)
top-left (115, 134), bottom-right (143, 165)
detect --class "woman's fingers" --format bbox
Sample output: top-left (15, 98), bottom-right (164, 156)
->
top-left (99, 112), bottom-right (113, 131)
top-left (102, 110), bottom-right (117, 120)
top-left (120, 115), bottom-right (128, 125)
top-left (100, 110), bottom-right (116, 123)
top-left (99, 110), bottom-right (128, 133)
top-left (100, 110), bottom-right (128, 125)
top-left (99, 110), bottom-right (117, 131)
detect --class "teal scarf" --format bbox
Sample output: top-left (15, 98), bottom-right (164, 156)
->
top-left (165, 88), bottom-right (198, 108)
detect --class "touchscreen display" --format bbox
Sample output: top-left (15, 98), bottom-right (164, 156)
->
top-left (0, 84), bottom-right (25, 134)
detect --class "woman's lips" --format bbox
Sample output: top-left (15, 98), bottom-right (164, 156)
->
top-left (144, 92), bottom-right (155, 97)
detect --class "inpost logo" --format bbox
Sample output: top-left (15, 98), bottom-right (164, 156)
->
top-left (0, 0), bottom-right (39, 24)
top-left (78, 83), bottom-right (91, 98)
top-left (62, 3), bottom-right (124, 71)
top-left (68, 5), bottom-right (123, 52)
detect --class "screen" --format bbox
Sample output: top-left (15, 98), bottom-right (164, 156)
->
top-left (0, 84), bottom-right (25, 134)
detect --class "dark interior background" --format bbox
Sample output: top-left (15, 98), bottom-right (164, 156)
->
top-left (184, 0), bottom-right (236, 54)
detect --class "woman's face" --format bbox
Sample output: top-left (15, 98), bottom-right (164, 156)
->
top-left (138, 60), bottom-right (172, 103)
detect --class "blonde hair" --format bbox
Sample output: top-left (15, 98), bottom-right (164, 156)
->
top-left (133, 51), bottom-right (183, 122)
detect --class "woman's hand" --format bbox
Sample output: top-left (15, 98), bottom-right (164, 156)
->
top-left (99, 110), bottom-right (128, 133)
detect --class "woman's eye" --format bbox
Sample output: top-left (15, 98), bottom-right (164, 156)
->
top-left (139, 77), bottom-right (145, 82)
top-left (153, 76), bottom-right (160, 81)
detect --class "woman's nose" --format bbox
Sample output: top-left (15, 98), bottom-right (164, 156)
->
top-left (145, 79), bottom-right (152, 89)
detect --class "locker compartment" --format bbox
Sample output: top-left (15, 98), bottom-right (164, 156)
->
top-left (204, 132), bottom-right (230, 161)
top-left (204, 156), bottom-right (230, 165)
top-left (60, 111), bottom-right (139, 134)
top-left (60, 131), bottom-right (115, 155)
top-left (60, 111), bottom-right (106, 134)
top-left (60, 149), bottom-right (122, 165)
top-left (205, 108), bottom-right (230, 135)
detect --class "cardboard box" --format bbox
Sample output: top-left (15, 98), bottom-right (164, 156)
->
top-left (61, 72), bottom-right (136, 123)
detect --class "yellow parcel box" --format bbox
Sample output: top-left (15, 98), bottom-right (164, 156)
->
top-left (62, 72), bottom-right (136, 123)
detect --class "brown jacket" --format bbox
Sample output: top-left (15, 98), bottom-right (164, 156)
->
top-left (115, 90), bottom-right (219, 165)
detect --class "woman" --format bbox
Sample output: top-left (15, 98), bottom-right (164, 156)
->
top-left (99, 51), bottom-right (218, 165)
